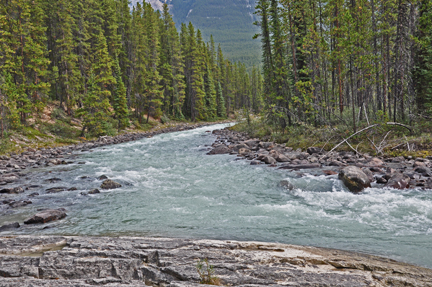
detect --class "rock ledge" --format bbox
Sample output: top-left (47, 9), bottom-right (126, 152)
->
top-left (0, 236), bottom-right (430, 286)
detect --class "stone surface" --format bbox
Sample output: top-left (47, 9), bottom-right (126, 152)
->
top-left (207, 145), bottom-right (230, 155)
top-left (88, 189), bottom-right (100, 194)
top-left (279, 180), bottom-right (294, 190)
top-left (24, 209), bottom-right (67, 224)
top-left (307, 146), bottom-right (324, 154)
top-left (0, 222), bottom-right (19, 231)
top-left (0, 236), bottom-right (430, 286)
top-left (100, 179), bottom-right (122, 190)
top-left (339, 166), bottom-right (371, 193)
top-left (385, 173), bottom-right (411, 189)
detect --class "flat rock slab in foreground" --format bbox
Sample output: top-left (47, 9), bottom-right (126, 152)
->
top-left (0, 236), bottom-right (431, 286)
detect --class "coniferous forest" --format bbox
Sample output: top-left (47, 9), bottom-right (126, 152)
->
top-left (0, 0), bottom-right (263, 138)
top-left (254, 0), bottom-right (432, 133)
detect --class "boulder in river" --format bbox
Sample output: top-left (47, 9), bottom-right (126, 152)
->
top-left (385, 173), bottom-right (411, 189)
top-left (9, 200), bottom-right (32, 208)
top-left (100, 179), bottom-right (122, 190)
top-left (98, 175), bottom-right (108, 180)
top-left (0, 222), bottom-right (19, 232)
top-left (24, 208), bottom-right (67, 224)
top-left (0, 186), bottom-right (24, 194)
top-left (262, 156), bottom-right (276, 164)
top-left (207, 145), bottom-right (230, 155)
top-left (338, 166), bottom-right (371, 193)
top-left (88, 189), bottom-right (100, 194)
top-left (279, 180), bottom-right (294, 190)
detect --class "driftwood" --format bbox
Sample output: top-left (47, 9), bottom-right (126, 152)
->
top-left (329, 122), bottom-right (412, 154)
top-left (329, 124), bottom-right (379, 153)
top-left (386, 122), bottom-right (412, 133)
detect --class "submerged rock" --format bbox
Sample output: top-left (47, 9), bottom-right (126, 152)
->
top-left (100, 179), bottom-right (122, 190)
top-left (279, 180), bottom-right (294, 190)
top-left (0, 222), bottom-right (20, 232)
top-left (24, 208), bottom-right (67, 224)
top-left (338, 166), bottom-right (371, 193)
top-left (46, 187), bottom-right (67, 193)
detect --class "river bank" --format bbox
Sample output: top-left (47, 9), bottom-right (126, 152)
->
top-left (1, 235), bottom-right (431, 286)
top-left (209, 127), bottom-right (432, 191)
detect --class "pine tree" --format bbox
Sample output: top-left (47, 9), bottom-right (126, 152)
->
top-left (113, 58), bottom-right (129, 130)
top-left (143, 2), bottom-right (163, 122)
top-left (216, 82), bottom-right (226, 118)
top-left (76, 70), bottom-right (112, 136)
top-left (414, 0), bottom-right (432, 112)
top-left (204, 53), bottom-right (217, 120)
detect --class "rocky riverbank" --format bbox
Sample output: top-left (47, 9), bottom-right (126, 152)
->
top-left (209, 128), bottom-right (432, 192)
top-left (0, 121), bottom-right (232, 230)
top-left (0, 235), bottom-right (431, 286)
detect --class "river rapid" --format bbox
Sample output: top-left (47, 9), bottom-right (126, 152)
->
top-left (1, 123), bottom-right (432, 268)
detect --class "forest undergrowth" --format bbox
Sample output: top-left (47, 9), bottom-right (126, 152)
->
top-left (232, 110), bottom-right (432, 158)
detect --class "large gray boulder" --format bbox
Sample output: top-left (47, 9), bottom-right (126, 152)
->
top-left (338, 166), bottom-right (371, 193)
top-left (24, 209), bottom-right (67, 224)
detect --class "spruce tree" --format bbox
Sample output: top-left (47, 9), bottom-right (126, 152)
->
top-left (76, 70), bottom-right (112, 136)
top-left (216, 82), bottom-right (226, 118)
top-left (113, 58), bottom-right (129, 130)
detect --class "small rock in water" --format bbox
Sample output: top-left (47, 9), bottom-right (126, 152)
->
top-left (100, 179), bottom-right (122, 190)
top-left (250, 161), bottom-right (260, 165)
top-left (279, 180), bottom-right (294, 190)
top-left (68, 187), bottom-right (78, 191)
top-left (0, 186), bottom-right (24, 194)
top-left (44, 178), bottom-right (62, 183)
top-left (88, 189), bottom-right (100, 194)
top-left (24, 208), bottom-right (67, 224)
top-left (338, 166), bottom-right (371, 193)
top-left (9, 200), bottom-right (32, 208)
top-left (0, 222), bottom-right (20, 232)
top-left (97, 175), bottom-right (108, 180)
top-left (28, 192), bottom-right (39, 197)
top-left (46, 187), bottom-right (67, 193)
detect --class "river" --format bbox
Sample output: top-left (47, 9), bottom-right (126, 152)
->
top-left (1, 123), bottom-right (432, 268)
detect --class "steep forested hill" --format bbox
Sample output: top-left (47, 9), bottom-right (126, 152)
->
top-left (131, 0), bottom-right (261, 68)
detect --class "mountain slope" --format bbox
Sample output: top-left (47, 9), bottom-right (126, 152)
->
top-left (132, 0), bottom-right (261, 68)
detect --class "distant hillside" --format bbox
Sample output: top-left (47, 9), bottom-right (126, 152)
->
top-left (131, 0), bottom-right (261, 68)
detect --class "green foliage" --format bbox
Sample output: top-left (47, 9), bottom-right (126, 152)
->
top-left (76, 71), bottom-right (113, 137)
top-left (0, 0), bottom-right (259, 140)
top-left (196, 258), bottom-right (221, 286)
top-left (42, 121), bottom-right (78, 139)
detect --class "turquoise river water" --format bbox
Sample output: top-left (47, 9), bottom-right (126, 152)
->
top-left (1, 123), bottom-right (432, 268)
